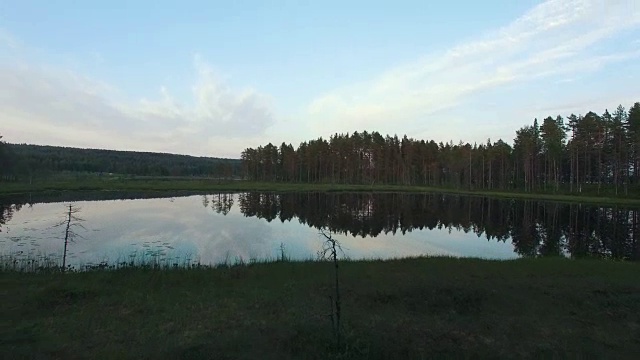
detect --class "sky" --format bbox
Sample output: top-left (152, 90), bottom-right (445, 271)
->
top-left (1, 0), bottom-right (639, 158)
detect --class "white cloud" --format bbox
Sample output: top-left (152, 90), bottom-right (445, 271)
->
top-left (306, 0), bottom-right (640, 139)
top-left (0, 55), bottom-right (275, 157)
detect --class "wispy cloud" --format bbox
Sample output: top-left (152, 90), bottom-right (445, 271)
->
top-left (0, 52), bottom-right (275, 157)
top-left (0, 28), bottom-right (18, 48)
top-left (307, 0), bottom-right (640, 138)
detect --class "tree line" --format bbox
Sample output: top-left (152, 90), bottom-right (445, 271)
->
top-left (0, 141), bottom-right (242, 180)
top-left (0, 135), bottom-right (14, 181)
top-left (242, 102), bottom-right (640, 194)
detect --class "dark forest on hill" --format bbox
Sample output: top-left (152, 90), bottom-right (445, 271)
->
top-left (0, 143), bottom-right (242, 180)
top-left (242, 102), bottom-right (640, 194)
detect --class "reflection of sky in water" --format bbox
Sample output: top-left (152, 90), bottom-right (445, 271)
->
top-left (0, 194), bottom-right (518, 267)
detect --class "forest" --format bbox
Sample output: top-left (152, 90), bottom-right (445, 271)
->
top-left (0, 135), bottom-right (9, 180)
top-left (0, 142), bottom-right (242, 180)
top-left (242, 102), bottom-right (640, 195)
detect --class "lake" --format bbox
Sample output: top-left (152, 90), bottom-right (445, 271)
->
top-left (1, 191), bottom-right (639, 269)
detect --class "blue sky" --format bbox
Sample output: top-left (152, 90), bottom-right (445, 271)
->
top-left (1, 0), bottom-right (639, 158)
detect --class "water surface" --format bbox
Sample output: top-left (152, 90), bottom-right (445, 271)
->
top-left (1, 191), bottom-right (638, 268)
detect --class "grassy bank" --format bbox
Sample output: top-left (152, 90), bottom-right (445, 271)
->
top-left (2, 177), bottom-right (640, 205)
top-left (1, 257), bottom-right (639, 359)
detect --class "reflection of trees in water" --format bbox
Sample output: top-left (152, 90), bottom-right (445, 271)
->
top-left (204, 193), bottom-right (234, 215)
top-left (0, 202), bottom-right (23, 232)
top-left (238, 192), bottom-right (640, 261)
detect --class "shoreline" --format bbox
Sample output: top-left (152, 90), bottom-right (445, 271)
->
top-left (2, 179), bottom-right (640, 206)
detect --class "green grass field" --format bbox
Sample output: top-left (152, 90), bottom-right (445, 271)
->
top-left (2, 177), bottom-right (640, 206)
top-left (1, 257), bottom-right (639, 359)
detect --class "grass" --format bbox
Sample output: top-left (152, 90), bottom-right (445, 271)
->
top-left (1, 257), bottom-right (639, 359)
top-left (3, 176), bottom-right (640, 206)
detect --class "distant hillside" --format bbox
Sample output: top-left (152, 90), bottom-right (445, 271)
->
top-left (7, 143), bottom-right (242, 178)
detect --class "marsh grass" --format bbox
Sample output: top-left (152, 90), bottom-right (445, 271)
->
top-left (1, 256), bottom-right (639, 359)
top-left (0, 254), bottom-right (62, 273)
top-left (0, 247), bottom-right (313, 273)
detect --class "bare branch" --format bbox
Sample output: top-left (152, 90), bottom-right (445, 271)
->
top-left (318, 227), bottom-right (343, 349)
top-left (60, 203), bottom-right (86, 272)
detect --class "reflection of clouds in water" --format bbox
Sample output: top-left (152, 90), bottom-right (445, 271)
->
top-left (52, 196), bottom-right (277, 265)
top-left (1, 201), bottom-right (76, 259)
top-left (165, 219), bottom-right (276, 264)
top-left (1, 194), bottom-right (519, 266)
top-left (256, 219), bottom-right (517, 261)
top-left (338, 229), bottom-right (516, 260)
top-left (334, 232), bottom-right (455, 259)
top-left (269, 218), bottom-right (518, 261)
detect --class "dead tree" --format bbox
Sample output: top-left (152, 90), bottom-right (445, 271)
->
top-left (319, 228), bottom-right (344, 349)
top-left (54, 204), bottom-right (85, 272)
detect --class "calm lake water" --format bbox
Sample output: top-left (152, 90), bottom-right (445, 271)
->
top-left (1, 191), bottom-right (639, 269)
